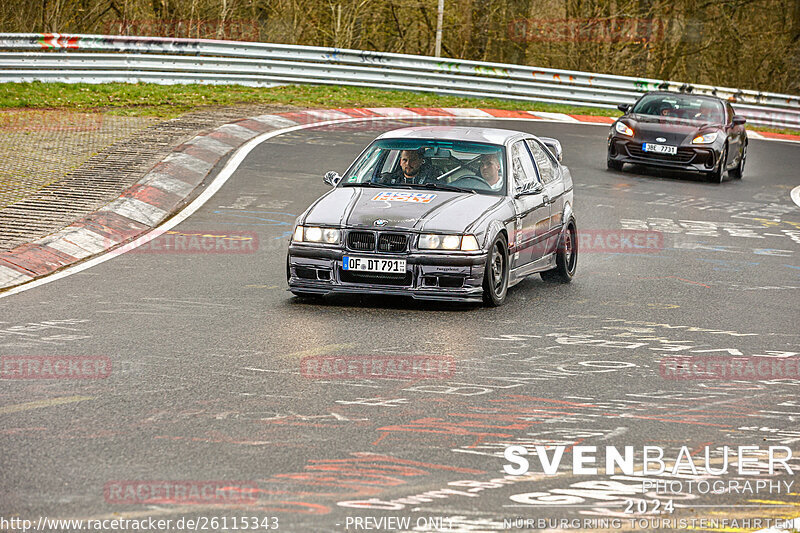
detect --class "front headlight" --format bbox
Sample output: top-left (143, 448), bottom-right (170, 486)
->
top-left (615, 121), bottom-right (634, 137)
top-left (692, 132), bottom-right (718, 144)
top-left (418, 234), bottom-right (480, 251)
top-left (292, 226), bottom-right (340, 244)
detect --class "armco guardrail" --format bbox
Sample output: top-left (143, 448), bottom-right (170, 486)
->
top-left (1, 33), bottom-right (798, 129)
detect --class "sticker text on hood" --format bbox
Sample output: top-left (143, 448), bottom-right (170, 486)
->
top-left (372, 192), bottom-right (437, 203)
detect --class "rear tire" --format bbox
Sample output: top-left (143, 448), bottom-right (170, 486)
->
top-left (482, 233), bottom-right (509, 307)
top-left (728, 142), bottom-right (746, 179)
top-left (541, 219), bottom-right (577, 283)
top-left (607, 158), bottom-right (624, 171)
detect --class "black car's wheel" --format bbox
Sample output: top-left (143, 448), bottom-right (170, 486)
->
top-left (607, 158), bottom-right (624, 171)
top-left (541, 219), bottom-right (578, 283)
top-left (482, 233), bottom-right (509, 307)
top-left (708, 144), bottom-right (728, 183)
top-left (729, 142), bottom-right (746, 179)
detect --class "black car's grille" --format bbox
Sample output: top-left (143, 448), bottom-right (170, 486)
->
top-left (347, 231), bottom-right (376, 251)
top-left (339, 270), bottom-right (413, 286)
top-left (626, 143), bottom-right (696, 163)
top-left (378, 233), bottom-right (407, 253)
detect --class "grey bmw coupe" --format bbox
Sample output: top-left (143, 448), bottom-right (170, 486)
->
top-left (286, 126), bottom-right (577, 306)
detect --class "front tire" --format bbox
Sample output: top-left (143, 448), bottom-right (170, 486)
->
top-left (541, 219), bottom-right (577, 283)
top-left (707, 144), bottom-right (727, 183)
top-left (482, 233), bottom-right (509, 307)
top-left (607, 158), bottom-right (624, 171)
top-left (728, 142), bottom-right (746, 179)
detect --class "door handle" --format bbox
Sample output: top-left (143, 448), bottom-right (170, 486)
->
top-left (542, 194), bottom-right (550, 206)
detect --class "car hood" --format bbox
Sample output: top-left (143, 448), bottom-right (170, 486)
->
top-left (626, 114), bottom-right (721, 144)
top-left (302, 186), bottom-right (505, 233)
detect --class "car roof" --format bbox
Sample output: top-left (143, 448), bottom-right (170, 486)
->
top-left (375, 126), bottom-right (526, 145)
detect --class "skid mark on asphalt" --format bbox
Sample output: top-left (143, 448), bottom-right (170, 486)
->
top-left (0, 395), bottom-right (93, 414)
top-left (284, 343), bottom-right (356, 359)
top-left (639, 276), bottom-right (712, 288)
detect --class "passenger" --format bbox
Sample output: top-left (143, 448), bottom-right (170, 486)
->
top-left (379, 148), bottom-right (436, 185)
top-left (478, 152), bottom-right (504, 191)
top-left (695, 100), bottom-right (720, 122)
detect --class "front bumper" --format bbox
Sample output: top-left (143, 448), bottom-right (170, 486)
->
top-left (608, 137), bottom-right (719, 173)
top-left (287, 244), bottom-right (487, 302)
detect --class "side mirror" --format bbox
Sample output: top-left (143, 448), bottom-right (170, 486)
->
top-left (539, 137), bottom-right (563, 163)
top-left (515, 181), bottom-right (544, 198)
top-left (732, 115), bottom-right (746, 126)
top-left (617, 103), bottom-right (632, 113)
top-left (323, 171), bottom-right (341, 187)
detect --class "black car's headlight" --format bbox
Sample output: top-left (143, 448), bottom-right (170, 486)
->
top-left (614, 121), bottom-right (634, 137)
top-left (692, 132), bottom-right (718, 144)
top-left (418, 234), bottom-right (480, 251)
top-left (293, 226), bottom-right (341, 244)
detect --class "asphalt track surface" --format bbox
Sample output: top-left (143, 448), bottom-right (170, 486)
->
top-left (1, 117), bottom-right (799, 533)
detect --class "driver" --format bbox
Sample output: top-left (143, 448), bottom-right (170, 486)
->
top-left (478, 152), bottom-right (504, 191)
top-left (378, 148), bottom-right (436, 185)
top-left (658, 103), bottom-right (674, 117)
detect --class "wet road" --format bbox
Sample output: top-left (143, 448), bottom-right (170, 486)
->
top-left (1, 117), bottom-right (799, 532)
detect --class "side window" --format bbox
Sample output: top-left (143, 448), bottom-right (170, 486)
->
top-left (725, 102), bottom-right (735, 124)
top-left (511, 141), bottom-right (539, 191)
top-left (526, 139), bottom-right (557, 184)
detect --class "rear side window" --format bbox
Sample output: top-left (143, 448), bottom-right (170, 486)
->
top-left (525, 139), bottom-right (557, 184)
top-left (510, 141), bottom-right (539, 191)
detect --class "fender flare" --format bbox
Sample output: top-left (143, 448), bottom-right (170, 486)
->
top-left (485, 219), bottom-right (509, 251)
top-left (561, 201), bottom-right (575, 238)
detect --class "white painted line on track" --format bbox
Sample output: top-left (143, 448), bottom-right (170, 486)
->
top-left (791, 184), bottom-right (800, 208)
top-left (0, 113), bottom-right (794, 298)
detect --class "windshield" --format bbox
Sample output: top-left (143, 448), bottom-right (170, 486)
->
top-left (341, 139), bottom-right (507, 195)
top-left (632, 94), bottom-right (726, 123)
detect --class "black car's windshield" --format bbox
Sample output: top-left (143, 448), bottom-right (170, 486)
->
top-left (341, 139), bottom-right (507, 195)
top-left (632, 94), bottom-right (726, 123)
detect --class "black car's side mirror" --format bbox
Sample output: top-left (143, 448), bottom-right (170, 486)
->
top-left (323, 171), bottom-right (342, 187)
top-left (732, 115), bottom-right (747, 126)
top-left (617, 103), bottom-right (632, 113)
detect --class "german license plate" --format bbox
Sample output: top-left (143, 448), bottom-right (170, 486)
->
top-left (342, 256), bottom-right (406, 273)
top-left (643, 143), bottom-right (677, 155)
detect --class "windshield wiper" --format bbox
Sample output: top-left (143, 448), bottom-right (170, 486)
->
top-left (408, 182), bottom-right (477, 194)
top-left (341, 181), bottom-right (395, 188)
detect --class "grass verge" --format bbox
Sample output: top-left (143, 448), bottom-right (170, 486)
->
top-left (0, 82), bottom-right (620, 119)
top-left (1, 82), bottom-right (797, 135)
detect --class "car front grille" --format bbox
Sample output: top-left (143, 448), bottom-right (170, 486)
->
top-left (347, 231), bottom-right (376, 251)
top-left (378, 233), bottom-right (407, 253)
top-left (625, 143), bottom-right (696, 163)
top-left (346, 231), bottom-right (408, 253)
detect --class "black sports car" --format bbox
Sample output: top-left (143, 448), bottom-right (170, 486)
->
top-left (607, 91), bottom-right (748, 182)
top-left (286, 126), bottom-right (577, 306)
